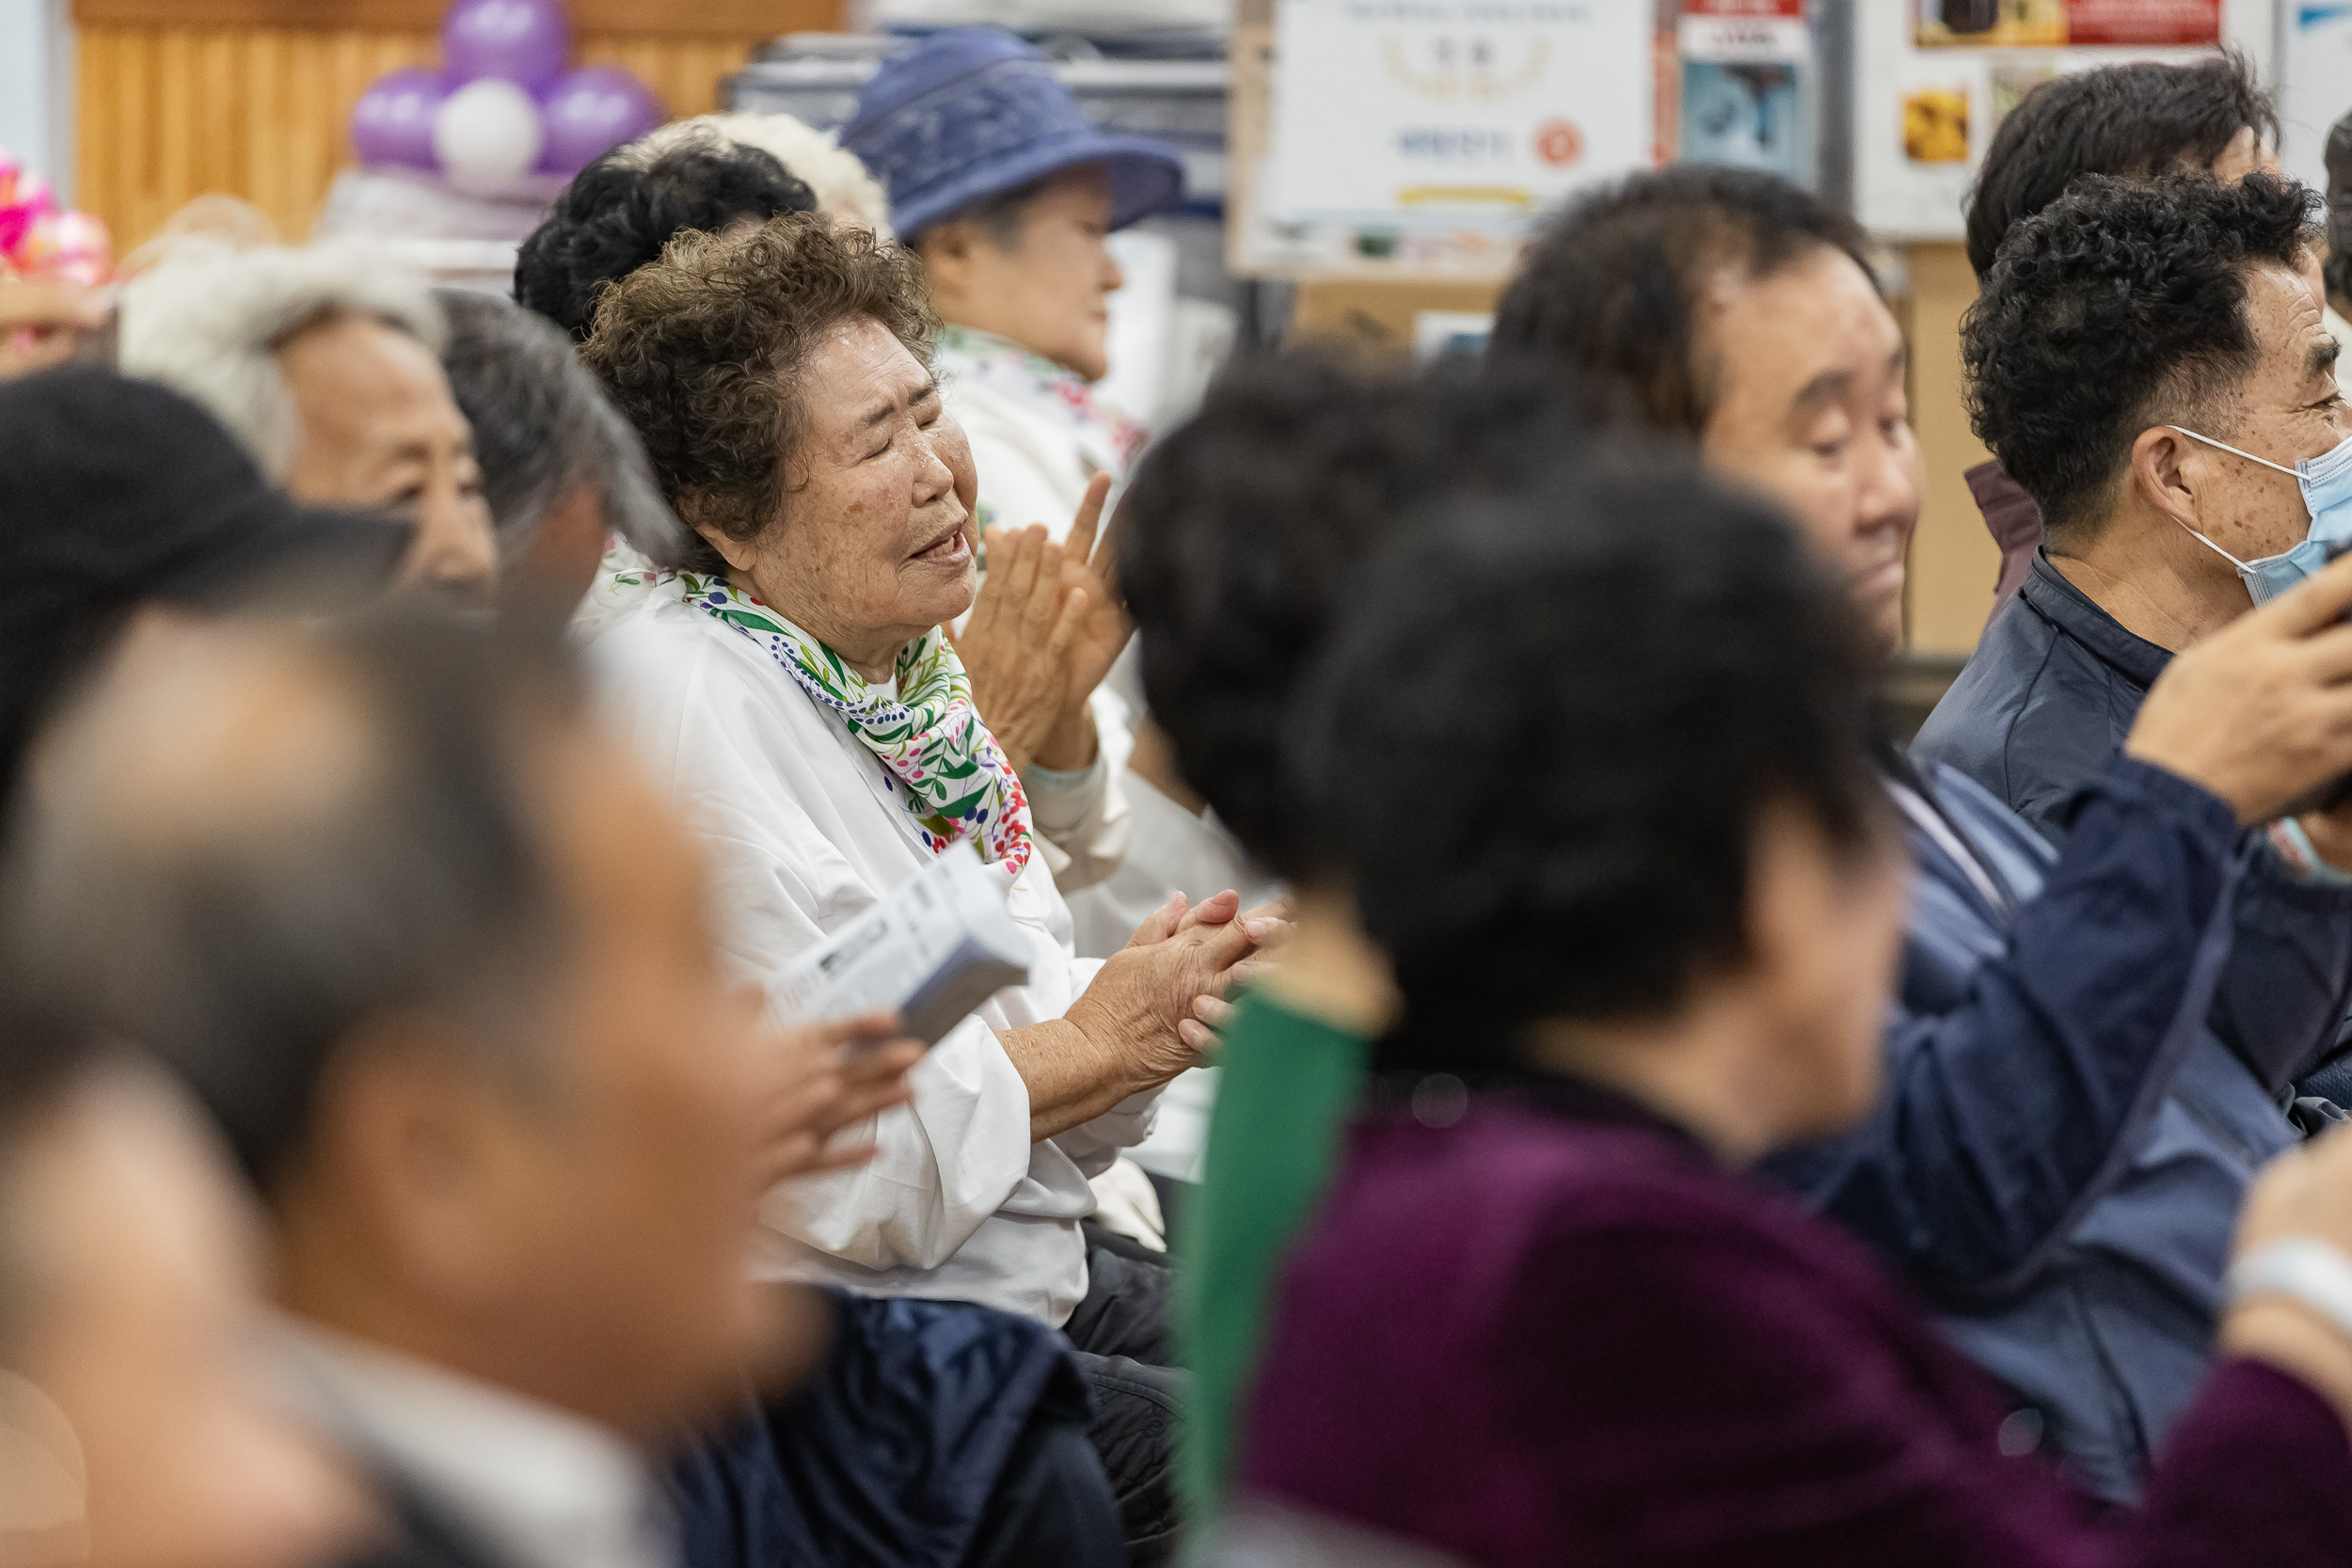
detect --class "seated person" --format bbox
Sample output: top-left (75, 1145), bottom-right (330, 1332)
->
top-left (1109, 351), bottom-right (1611, 1514)
top-left (119, 242), bottom-right (499, 601)
top-left (0, 1004), bottom-right (362, 1568)
top-left (843, 24), bottom-right (1180, 546)
top-left (1492, 163), bottom-right (2352, 1498)
top-left (1923, 171), bottom-right (2352, 1104)
top-left (521, 124), bottom-right (1131, 898)
top-left (10, 611), bottom-right (829, 1568)
top-left (513, 132), bottom-right (816, 342)
top-left (844, 24), bottom-right (1204, 951)
top-left (1927, 173), bottom-right (2344, 835)
top-left (1230, 455), bottom-right (2352, 1568)
top-left (1164, 166), bottom-right (2352, 1513)
top-left (435, 290), bottom-right (689, 605)
top-left (8, 608), bottom-right (1125, 1568)
top-left (580, 212), bottom-right (1277, 1561)
top-left (1962, 54), bottom-right (2294, 614)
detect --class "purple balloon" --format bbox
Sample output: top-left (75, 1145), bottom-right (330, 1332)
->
top-left (350, 67), bottom-right (447, 168)
top-left (537, 66), bottom-right (665, 175)
top-left (442, 0), bottom-right (571, 89)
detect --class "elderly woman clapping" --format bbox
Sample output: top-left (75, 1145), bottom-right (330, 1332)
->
top-left (581, 212), bottom-right (1264, 1522)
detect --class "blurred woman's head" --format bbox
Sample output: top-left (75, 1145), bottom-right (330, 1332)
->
top-left (1294, 461), bottom-right (1903, 1152)
top-left (914, 164), bottom-right (1124, 381)
top-left (841, 26), bottom-right (1185, 382)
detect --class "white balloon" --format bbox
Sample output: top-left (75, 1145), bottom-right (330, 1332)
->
top-left (433, 78), bottom-right (545, 192)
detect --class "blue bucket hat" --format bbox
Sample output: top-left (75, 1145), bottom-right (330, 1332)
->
top-left (843, 27), bottom-right (1186, 241)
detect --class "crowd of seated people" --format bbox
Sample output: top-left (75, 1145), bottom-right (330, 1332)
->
top-left (19, 28), bottom-right (2352, 1568)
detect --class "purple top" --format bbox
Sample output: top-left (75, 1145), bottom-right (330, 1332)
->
top-left (1238, 1081), bottom-right (2352, 1567)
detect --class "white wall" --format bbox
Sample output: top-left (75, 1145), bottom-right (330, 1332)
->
top-left (0, 0), bottom-right (72, 201)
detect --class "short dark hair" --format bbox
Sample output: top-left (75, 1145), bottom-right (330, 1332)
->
top-left (583, 213), bottom-right (937, 576)
top-left (514, 133), bottom-right (818, 342)
top-left (1963, 171), bottom-right (2318, 546)
top-left (4, 610), bottom-right (582, 1193)
top-left (1965, 54), bottom-right (2278, 282)
top-left (436, 290), bottom-right (689, 567)
top-left (1293, 462), bottom-right (1883, 1069)
top-left (1489, 165), bottom-right (1873, 436)
top-left (1117, 351), bottom-right (1613, 880)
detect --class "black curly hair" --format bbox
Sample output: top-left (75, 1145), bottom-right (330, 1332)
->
top-left (1964, 54), bottom-right (2277, 283)
top-left (1963, 171), bottom-right (2318, 547)
top-left (514, 133), bottom-right (818, 342)
top-left (1292, 460), bottom-right (1883, 1062)
top-left (1489, 165), bottom-right (1873, 436)
top-left (1117, 351), bottom-right (1616, 881)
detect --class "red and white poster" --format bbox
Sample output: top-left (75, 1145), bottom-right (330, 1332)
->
top-left (1913, 0), bottom-right (2219, 49)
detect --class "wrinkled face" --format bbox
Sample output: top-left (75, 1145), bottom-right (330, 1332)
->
top-left (1697, 247), bottom-right (1922, 658)
top-left (2161, 260), bottom-right (2349, 581)
top-left (277, 315), bottom-right (501, 605)
top-left (708, 316), bottom-right (973, 674)
top-left (932, 165), bottom-right (1123, 382)
top-left (467, 729), bottom-right (787, 1435)
top-left (4, 1069), bottom-right (363, 1568)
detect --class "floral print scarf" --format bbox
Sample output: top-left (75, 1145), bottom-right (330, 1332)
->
top-left (675, 570), bottom-right (1035, 878)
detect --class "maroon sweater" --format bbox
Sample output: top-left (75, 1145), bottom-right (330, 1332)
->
top-left (1238, 1082), bottom-right (2352, 1567)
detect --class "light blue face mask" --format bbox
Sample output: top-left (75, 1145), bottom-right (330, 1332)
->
top-left (2169, 425), bottom-right (2352, 605)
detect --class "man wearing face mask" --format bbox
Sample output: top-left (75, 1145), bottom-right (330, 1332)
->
top-left (1922, 173), bottom-right (2352, 1091)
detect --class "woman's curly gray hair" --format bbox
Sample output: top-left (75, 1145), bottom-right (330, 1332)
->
top-left (580, 213), bottom-right (936, 574)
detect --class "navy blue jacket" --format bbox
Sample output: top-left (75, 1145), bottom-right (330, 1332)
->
top-left (1915, 553), bottom-right (2352, 1094)
top-left (1769, 755), bottom-right (2260, 1503)
top-left (1864, 554), bottom-right (2352, 1497)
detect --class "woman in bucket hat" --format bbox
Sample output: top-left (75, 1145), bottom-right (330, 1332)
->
top-left (844, 24), bottom-right (1183, 549)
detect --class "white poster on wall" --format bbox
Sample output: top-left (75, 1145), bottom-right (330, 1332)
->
top-left (1264, 0), bottom-right (1653, 234)
top-left (2282, 5), bottom-right (2352, 202)
top-left (1852, 0), bottom-right (2272, 241)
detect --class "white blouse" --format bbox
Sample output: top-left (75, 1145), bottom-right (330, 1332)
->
top-left (586, 579), bottom-right (1159, 1327)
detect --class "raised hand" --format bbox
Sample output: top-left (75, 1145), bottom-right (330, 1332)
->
top-left (2126, 549), bottom-right (2352, 826)
top-left (1056, 472), bottom-right (1133, 712)
top-left (949, 523), bottom-right (1083, 775)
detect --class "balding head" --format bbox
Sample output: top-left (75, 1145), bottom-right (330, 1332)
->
top-left (10, 609), bottom-right (574, 1189)
top-left (7, 607), bottom-right (790, 1434)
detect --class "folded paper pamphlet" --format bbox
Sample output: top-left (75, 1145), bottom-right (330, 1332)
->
top-left (771, 842), bottom-right (1032, 1047)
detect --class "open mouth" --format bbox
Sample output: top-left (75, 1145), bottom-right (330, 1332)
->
top-left (911, 519), bottom-right (971, 565)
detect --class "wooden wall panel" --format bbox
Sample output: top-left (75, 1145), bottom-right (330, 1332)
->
top-left (74, 15), bottom-right (829, 250)
top-left (1902, 241), bottom-right (2001, 657)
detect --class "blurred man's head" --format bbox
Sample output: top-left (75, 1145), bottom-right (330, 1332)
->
top-left (0, 1008), bottom-right (362, 1568)
top-left (9, 610), bottom-right (788, 1437)
top-left (121, 244), bottom-right (499, 602)
top-left (1493, 166), bottom-right (1918, 657)
top-left (436, 290), bottom-right (690, 602)
top-left (1965, 54), bottom-right (2280, 283)
top-left (1119, 352), bottom-right (1608, 880)
top-left (1964, 173), bottom-right (2334, 626)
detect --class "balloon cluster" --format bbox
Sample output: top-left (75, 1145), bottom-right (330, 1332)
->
top-left (0, 149), bottom-right (111, 287)
top-left (351, 0), bottom-right (663, 192)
